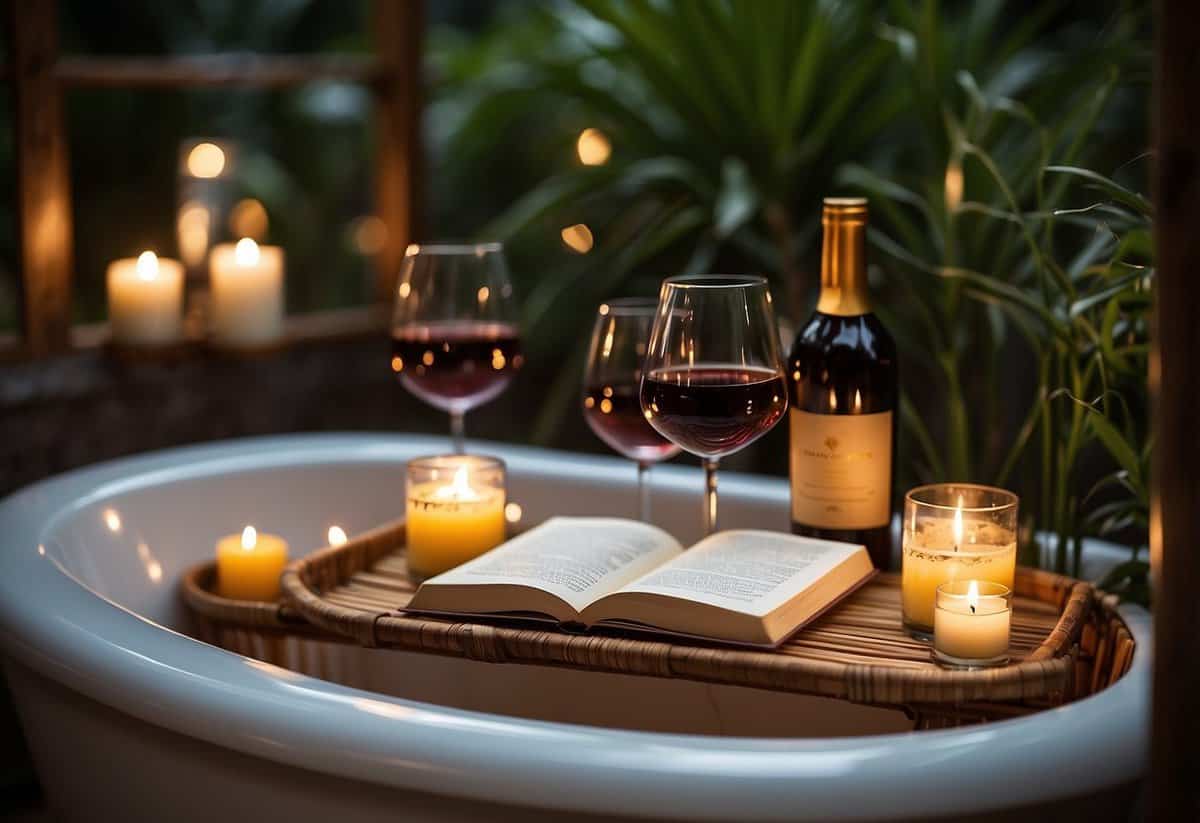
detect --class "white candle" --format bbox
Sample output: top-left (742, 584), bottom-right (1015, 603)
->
top-left (210, 237), bottom-right (285, 348)
top-left (106, 251), bottom-right (184, 345)
top-left (933, 580), bottom-right (1011, 667)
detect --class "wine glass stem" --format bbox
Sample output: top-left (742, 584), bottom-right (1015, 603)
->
top-left (703, 458), bottom-right (719, 535)
top-left (450, 411), bottom-right (466, 454)
top-left (637, 462), bottom-right (652, 523)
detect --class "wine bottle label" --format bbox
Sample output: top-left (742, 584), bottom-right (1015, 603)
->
top-left (789, 408), bottom-right (893, 529)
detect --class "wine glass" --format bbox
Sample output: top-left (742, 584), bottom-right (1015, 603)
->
top-left (391, 243), bottom-right (522, 453)
top-left (640, 275), bottom-right (787, 535)
top-left (582, 299), bottom-right (682, 521)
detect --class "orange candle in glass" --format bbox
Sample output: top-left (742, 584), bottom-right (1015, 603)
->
top-left (216, 525), bottom-right (289, 601)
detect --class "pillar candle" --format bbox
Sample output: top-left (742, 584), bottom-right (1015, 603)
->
top-left (216, 525), bottom-right (289, 601)
top-left (210, 238), bottom-right (285, 348)
top-left (107, 251), bottom-right (185, 345)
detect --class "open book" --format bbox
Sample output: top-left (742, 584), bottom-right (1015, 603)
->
top-left (405, 518), bottom-right (875, 648)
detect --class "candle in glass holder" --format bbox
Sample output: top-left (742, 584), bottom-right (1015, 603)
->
top-left (210, 237), bottom-right (285, 348)
top-left (216, 525), bottom-right (289, 601)
top-left (107, 251), bottom-right (185, 345)
top-left (901, 483), bottom-right (1017, 637)
top-left (406, 455), bottom-right (506, 580)
top-left (933, 580), bottom-right (1011, 668)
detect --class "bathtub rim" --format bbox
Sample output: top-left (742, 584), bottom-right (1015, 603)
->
top-left (0, 433), bottom-right (1151, 822)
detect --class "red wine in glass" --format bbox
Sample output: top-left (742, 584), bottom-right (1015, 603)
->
top-left (640, 366), bottom-right (787, 457)
top-left (583, 383), bottom-right (680, 463)
top-left (391, 321), bottom-right (524, 413)
top-left (641, 275), bottom-right (787, 534)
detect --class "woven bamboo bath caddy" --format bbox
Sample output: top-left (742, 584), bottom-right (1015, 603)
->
top-left (181, 517), bottom-right (1136, 722)
top-left (232, 518), bottom-right (1131, 713)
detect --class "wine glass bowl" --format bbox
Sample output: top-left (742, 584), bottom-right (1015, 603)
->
top-left (640, 275), bottom-right (787, 533)
top-left (583, 299), bottom-right (681, 463)
top-left (582, 299), bottom-right (681, 520)
top-left (391, 243), bottom-right (522, 451)
top-left (639, 365), bottom-right (786, 457)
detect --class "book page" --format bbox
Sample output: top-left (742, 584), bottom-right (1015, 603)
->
top-left (423, 517), bottom-right (683, 613)
top-left (614, 530), bottom-right (863, 617)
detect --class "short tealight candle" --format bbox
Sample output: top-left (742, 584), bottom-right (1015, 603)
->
top-left (210, 237), bottom-right (285, 348)
top-left (216, 525), bottom-right (289, 601)
top-left (901, 483), bottom-right (1018, 638)
top-left (406, 455), bottom-right (506, 580)
top-left (933, 580), bottom-right (1011, 668)
top-left (107, 251), bottom-right (185, 346)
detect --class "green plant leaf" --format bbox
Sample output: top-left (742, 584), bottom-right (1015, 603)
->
top-left (714, 158), bottom-right (759, 239)
top-left (1078, 399), bottom-right (1144, 487)
top-left (1044, 165), bottom-right (1153, 217)
top-left (1069, 270), bottom-right (1144, 318)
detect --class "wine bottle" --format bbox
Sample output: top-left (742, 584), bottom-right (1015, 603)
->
top-left (787, 198), bottom-right (898, 569)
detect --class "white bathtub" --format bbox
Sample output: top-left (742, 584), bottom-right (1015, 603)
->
top-left (0, 434), bottom-right (1149, 821)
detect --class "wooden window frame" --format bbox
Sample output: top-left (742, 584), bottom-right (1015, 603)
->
top-left (1, 0), bottom-right (422, 359)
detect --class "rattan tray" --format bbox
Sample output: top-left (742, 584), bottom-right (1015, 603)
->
top-left (258, 519), bottom-right (1136, 722)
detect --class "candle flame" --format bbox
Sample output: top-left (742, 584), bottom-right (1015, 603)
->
top-left (967, 580), bottom-right (979, 614)
top-left (135, 250), bottom-right (159, 280)
top-left (241, 525), bottom-right (257, 550)
top-left (427, 464), bottom-right (489, 504)
top-left (327, 525), bottom-right (348, 546)
top-left (235, 237), bottom-right (261, 266)
top-left (953, 495), bottom-right (964, 550)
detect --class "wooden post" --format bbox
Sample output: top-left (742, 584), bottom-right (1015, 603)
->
top-left (1151, 0), bottom-right (1200, 818)
top-left (371, 0), bottom-right (423, 303)
top-left (5, 0), bottom-right (74, 356)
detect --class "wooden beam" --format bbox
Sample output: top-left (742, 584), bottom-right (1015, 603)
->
top-left (56, 54), bottom-right (388, 88)
top-left (6, 0), bottom-right (74, 356)
top-left (371, 0), bottom-right (423, 302)
top-left (1151, 0), bottom-right (1200, 818)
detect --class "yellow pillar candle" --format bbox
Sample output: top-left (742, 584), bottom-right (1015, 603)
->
top-left (901, 485), bottom-right (1018, 637)
top-left (107, 251), bottom-right (185, 345)
top-left (406, 456), bottom-right (506, 580)
top-left (216, 525), bottom-right (289, 601)
top-left (933, 580), bottom-right (1011, 667)
top-left (210, 237), bottom-right (285, 348)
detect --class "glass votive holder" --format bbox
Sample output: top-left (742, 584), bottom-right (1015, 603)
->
top-left (405, 454), bottom-right (506, 581)
top-left (933, 580), bottom-right (1012, 668)
top-left (901, 483), bottom-right (1018, 638)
